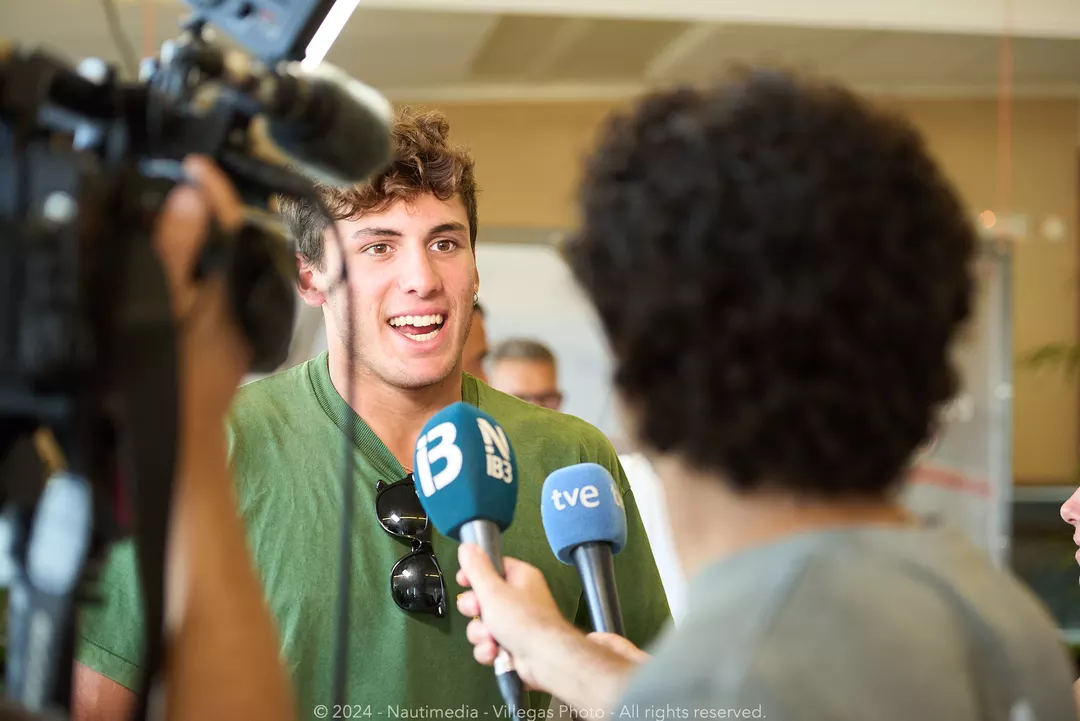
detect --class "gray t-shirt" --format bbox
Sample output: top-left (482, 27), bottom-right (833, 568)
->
top-left (615, 526), bottom-right (1077, 721)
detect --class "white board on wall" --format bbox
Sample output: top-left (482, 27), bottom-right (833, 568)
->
top-left (475, 240), bottom-right (626, 442)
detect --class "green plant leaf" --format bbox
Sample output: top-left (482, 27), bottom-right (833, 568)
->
top-left (1018, 343), bottom-right (1080, 379)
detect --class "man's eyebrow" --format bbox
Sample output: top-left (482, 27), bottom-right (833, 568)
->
top-left (429, 222), bottom-right (468, 235)
top-left (351, 227), bottom-right (403, 239)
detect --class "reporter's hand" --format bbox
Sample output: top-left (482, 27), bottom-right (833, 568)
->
top-left (586, 633), bottom-right (650, 665)
top-left (153, 156), bottom-right (252, 427)
top-left (457, 545), bottom-right (648, 714)
top-left (455, 544), bottom-right (577, 690)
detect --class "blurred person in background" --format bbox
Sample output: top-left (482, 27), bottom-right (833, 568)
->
top-left (73, 108), bottom-right (670, 721)
top-left (488, 338), bottom-right (563, 411)
top-left (462, 300), bottom-right (489, 382)
top-left (452, 70), bottom-right (1078, 720)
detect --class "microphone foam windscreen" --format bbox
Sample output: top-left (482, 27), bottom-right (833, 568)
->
top-left (541, 463), bottom-right (627, 564)
top-left (413, 402), bottom-right (518, 541)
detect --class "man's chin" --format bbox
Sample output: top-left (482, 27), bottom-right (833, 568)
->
top-left (386, 359), bottom-right (460, 391)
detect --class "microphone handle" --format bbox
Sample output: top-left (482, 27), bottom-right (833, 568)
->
top-left (459, 520), bottom-right (528, 717)
top-left (571, 543), bottom-right (625, 637)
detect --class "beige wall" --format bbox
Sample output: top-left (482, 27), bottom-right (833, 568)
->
top-left (887, 98), bottom-right (1079, 482)
top-left (410, 96), bottom-right (1080, 482)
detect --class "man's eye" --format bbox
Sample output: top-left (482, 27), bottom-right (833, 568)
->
top-left (366, 243), bottom-right (391, 256)
top-left (433, 239), bottom-right (457, 252)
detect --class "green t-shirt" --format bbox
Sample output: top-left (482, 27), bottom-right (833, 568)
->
top-left (75, 353), bottom-right (671, 719)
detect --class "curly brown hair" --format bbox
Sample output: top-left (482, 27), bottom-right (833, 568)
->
top-left (280, 106), bottom-right (479, 267)
top-left (565, 69), bottom-right (975, 499)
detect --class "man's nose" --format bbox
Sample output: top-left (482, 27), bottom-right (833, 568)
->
top-left (399, 246), bottom-right (441, 296)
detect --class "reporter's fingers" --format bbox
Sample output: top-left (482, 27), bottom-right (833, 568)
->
top-left (458, 544), bottom-right (502, 596)
top-left (457, 591), bottom-right (481, 618)
top-left (502, 557), bottom-right (543, 585)
top-left (467, 619), bottom-right (498, 666)
top-left (456, 568), bottom-right (471, 588)
top-left (181, 156), bottom-right (243, 232)
top-left (466, 618), bottom-right (494, 647)
top-left (473, 641), bottom-right (498, 667)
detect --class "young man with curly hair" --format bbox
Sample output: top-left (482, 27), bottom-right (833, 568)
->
top-left (454, 71), bottom-right (1078, 719)
top-left (72, 109), bottom-right (670, 719)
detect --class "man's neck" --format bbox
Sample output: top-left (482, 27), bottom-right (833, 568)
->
top-left (327, 351), bottom-right (463, 470)
top-left (649, 454), bottom-right (913, 583)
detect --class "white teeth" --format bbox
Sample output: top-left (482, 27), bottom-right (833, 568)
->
top-left (402, 327), bottom-right (441, 342)
top-left (389, 313), bottom-right (445, 328)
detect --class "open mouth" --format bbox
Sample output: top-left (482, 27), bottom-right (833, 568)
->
top-left (388, 313), bottom-right (446, 342)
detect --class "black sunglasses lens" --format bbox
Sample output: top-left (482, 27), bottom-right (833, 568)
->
top-left (390, 550), bottom-right (446, 617)
top-left (376, 482), bottom-right (428, 538)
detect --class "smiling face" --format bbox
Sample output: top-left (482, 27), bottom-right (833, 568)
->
top-left (299, 193), bottom-right (478, 390)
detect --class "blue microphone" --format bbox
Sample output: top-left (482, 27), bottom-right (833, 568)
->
top-left (541, 463), bottom-right (627, 636)
top-left (413, 402), bottom-right (525, 715)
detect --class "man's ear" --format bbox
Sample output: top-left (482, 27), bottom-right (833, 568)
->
top-left (296, 253), bottom-right (326, 307)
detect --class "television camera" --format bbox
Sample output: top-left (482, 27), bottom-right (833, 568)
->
top-left (0, 1), bottom-right (392, 718)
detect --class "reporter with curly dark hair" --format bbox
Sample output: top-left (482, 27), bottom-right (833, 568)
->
top-left (454, 69), bottom-right (1079, 720)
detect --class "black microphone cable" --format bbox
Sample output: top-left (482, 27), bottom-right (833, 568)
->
top-left (325, 210), bottom-right (355, 715)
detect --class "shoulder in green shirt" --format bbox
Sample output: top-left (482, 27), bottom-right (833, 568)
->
top-left (76, 352), bottom-right (671, 719)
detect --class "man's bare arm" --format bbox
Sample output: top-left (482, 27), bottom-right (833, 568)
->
top-left (70, 426), bottom-right (293, 721)
top-left (523, 625), bottom-right (639, 715)
top-left (71, 664), bottom-right (136, 721)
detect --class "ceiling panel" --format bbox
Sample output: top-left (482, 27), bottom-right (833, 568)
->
top-left (1011, 37), bottom-right (1080, 84)
top-left (324, 9), bottom-right (499, 86)
top-left (539, 17), bottom-right (692, 81)
top-left (7, 0), bottom-right (189, 69)
top-left (815, 31), bottom-right (998, 87)
top-left (469, 15), bottom-right (574, 79)
top-left (7, 3), bottom-right (1080, 98)
top-left (656, 24), bottom-right (877, 83)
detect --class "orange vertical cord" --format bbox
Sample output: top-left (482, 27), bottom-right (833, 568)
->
top-left (142, 0), bottom-right (156, 62)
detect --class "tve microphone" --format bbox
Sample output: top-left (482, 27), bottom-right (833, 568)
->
top-left (413, 402), bottom-right (526, 716)
top-left (541, 463), bottom-right (627, 636)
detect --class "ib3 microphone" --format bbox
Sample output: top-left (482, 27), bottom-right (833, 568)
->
top-left (413, 402), bottom-right (527, 717)
top-left (541, 463), bottom-right (628, 636)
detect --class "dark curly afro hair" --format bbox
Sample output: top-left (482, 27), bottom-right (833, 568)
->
top-left (565, 68), bottom-right (975, 498)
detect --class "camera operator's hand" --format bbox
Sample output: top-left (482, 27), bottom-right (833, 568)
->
top-left (74, 156), bottom-right (293, 721)
top-left (154, 156), bottom-right (252, 425)
top-left (455, 544), bottom-right (645, 716)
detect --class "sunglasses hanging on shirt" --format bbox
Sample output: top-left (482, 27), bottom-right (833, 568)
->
top-left (374, 473), bottom-right (448, 617)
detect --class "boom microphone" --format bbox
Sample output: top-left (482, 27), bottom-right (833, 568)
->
top-left (152, 40), bottom-right (394, 188)
top-left (541, 463), bottom-right (627, 636)
top-left (260, 62), bottom-right (394, 187)
top-left (412, 402), bottom-right (527, 717)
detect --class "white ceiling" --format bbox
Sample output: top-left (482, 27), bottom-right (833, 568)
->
top-left (6, 1), bottom-right (1080, 100)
